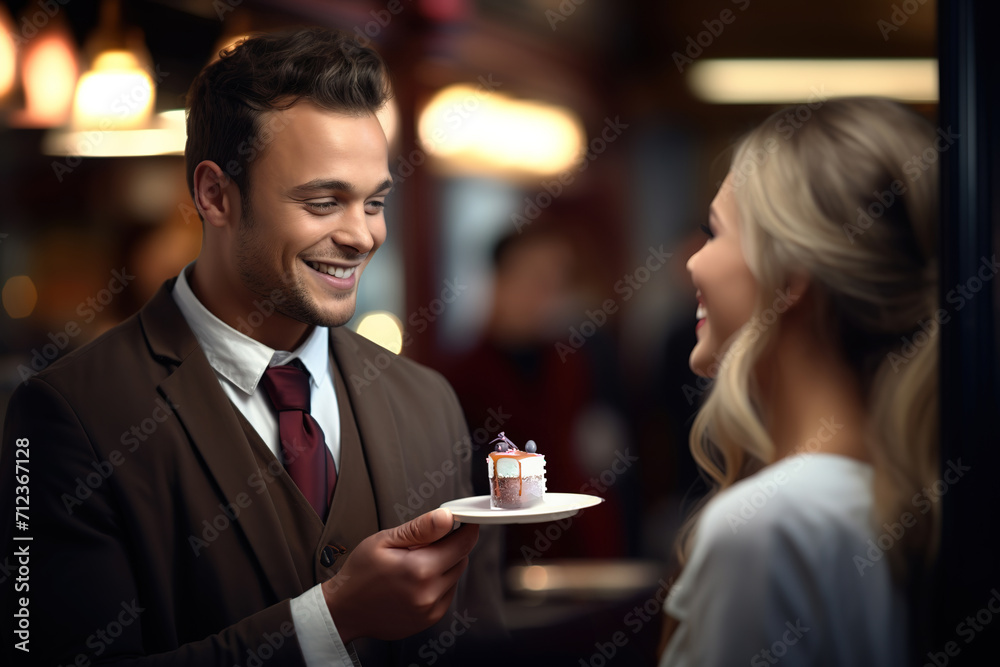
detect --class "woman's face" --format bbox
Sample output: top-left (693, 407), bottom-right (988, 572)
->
top-left (687, 173), bottom-right (760, 377)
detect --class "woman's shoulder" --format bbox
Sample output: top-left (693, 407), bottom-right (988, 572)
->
top-left (694, 453), bottom-right (876, 561)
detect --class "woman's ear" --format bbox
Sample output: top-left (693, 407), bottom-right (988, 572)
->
top-left (785, 271), bottom-right (811, 308)
top-left (192, 160), bottom-right (239, 229)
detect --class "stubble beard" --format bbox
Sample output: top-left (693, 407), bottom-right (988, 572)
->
top-left (235, 207), bottom-right (357, 329)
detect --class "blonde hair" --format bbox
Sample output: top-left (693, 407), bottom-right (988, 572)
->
top-left (679, 97), bottom-right (940, 580)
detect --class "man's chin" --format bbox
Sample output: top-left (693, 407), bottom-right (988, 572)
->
top-left (309, 302), bottom-right (357, 329)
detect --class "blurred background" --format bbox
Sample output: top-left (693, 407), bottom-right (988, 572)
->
top-left (0, 0), bottom-right (954, 664)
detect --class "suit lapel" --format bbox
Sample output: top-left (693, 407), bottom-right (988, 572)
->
top-left (329, 328), bottom-right (409, 528)
top-left (140, 280), bottom-right (303, 602)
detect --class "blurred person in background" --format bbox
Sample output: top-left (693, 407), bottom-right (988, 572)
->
top-left (659, 97), bottom-right (940, 666)
top-left (1, 28), bottom-right (501, 667)
top-left (444, 224), bottom-right (638, 565)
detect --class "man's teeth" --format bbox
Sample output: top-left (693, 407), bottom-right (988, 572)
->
top-left (696, 304), bottom-right (707, 320)
top-left (308, 261), bottom-right (356, 279)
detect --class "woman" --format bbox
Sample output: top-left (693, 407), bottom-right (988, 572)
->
top-left (660, 97), bottom-right (939, 666)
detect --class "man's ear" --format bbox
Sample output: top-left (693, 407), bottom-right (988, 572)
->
top-left (192, 160), bottom-right (240, 229)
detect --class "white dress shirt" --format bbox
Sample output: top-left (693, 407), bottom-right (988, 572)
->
top-left (172, 264), bottom-right (359, 667)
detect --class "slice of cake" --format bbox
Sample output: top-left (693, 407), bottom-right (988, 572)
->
top-left (487, 433), bottom-right (546, 509)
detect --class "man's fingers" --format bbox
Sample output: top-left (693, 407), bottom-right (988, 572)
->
top-left (383, 508), bottom-right (455, 548)
top-left (407, 523), bottom-right (479, 577)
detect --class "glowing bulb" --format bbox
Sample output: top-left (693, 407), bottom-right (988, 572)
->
top-left (522, 565), bottom-right (550, 591)
top-left (0, 6), bottom-right (15, 99)
top-left (19, 30), bottom-right (78, 126)
top-left (688, 59), bottom-right (938, 104)
top-left (418, 84), bottom-right (584, 176)
top-left (3, 276), bottom-right (39, 319)
top-left (355, 311), bottom-right (404, 354)
top-left (73, 49), bottom-right (154, 130)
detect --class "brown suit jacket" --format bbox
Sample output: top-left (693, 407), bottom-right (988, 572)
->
top-left (0, 279), bottom-right (502, 666)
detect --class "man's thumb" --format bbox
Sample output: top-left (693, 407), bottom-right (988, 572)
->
top-left (383, 508), bottom-right (455, 548)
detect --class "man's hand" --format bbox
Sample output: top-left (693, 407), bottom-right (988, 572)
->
top-left (322, 508), bottom-right (480, 643)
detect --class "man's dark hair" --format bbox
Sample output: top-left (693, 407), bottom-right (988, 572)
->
top-left (184, 27), bottom-right (392, 212)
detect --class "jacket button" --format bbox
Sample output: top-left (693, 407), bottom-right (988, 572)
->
top-left (320, 546), bottom-right (335, 567)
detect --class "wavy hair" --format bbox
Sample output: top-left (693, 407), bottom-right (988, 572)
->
top-left (184, 27), bottom-right (392, 211)
top-left (678, 97), bottom-right (940, 581)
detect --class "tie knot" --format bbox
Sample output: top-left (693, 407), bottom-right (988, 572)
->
top-left (261, 362), bottom-right (311, 412)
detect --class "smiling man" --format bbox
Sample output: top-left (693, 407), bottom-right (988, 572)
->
top-left (1, 28), bottom-right (500, 667)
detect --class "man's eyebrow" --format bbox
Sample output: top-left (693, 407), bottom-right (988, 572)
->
top-left (288, 178), bottom-right (394, 197)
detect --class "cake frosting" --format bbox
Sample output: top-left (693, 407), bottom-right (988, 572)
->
top-left (487, 433), bottom-right (546, 509)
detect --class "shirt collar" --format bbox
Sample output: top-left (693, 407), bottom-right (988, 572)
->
top-left (172, 263), bottom-right (330, 395)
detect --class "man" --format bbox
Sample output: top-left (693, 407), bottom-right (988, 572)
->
top-left (0, 28), bottom-right (500, 666)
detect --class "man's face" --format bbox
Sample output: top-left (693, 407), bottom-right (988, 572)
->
top-left (235, 102), bottom-right (391, 329)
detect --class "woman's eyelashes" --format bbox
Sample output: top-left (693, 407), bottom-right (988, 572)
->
top-left (700, 223), bottom-right (715, 239)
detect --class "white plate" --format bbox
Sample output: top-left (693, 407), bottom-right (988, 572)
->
top-left (440, 493), bottom-right (604, 525)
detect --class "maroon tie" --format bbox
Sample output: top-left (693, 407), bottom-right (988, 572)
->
top-left (260, 361), bottom-right (336, 518)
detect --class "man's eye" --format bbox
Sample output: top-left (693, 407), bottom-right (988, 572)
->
top-left (700, 223), bottom-right (715, 239)
top-left (306, 201), bottom-right (337, 212)
top-left (365, 201), bottom-right (386, 214)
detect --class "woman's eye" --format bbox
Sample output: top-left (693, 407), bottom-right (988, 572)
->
top-left (700, 223), bottom-right (715, 239)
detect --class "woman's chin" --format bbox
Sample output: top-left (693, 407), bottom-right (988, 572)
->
top-left (689, 345), bottom-right (716, 379)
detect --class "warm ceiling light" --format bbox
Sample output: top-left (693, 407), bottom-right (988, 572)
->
top-left (15, 27), bottom-right (79, 127)
top-left (3, 276), bottom-right (39, 319)
top-left (43, 108), bottom-right (185, 157)
top-left (418, 84), bottom-right (585, 176)
top-left (688, 59), bottom-right (938, 104)
top-left (73, 49), bottom-right (154, 130)
top-left (354, 311), bottom-right (404, 355)
top-left (0, 5), bottom-right (16, 99)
